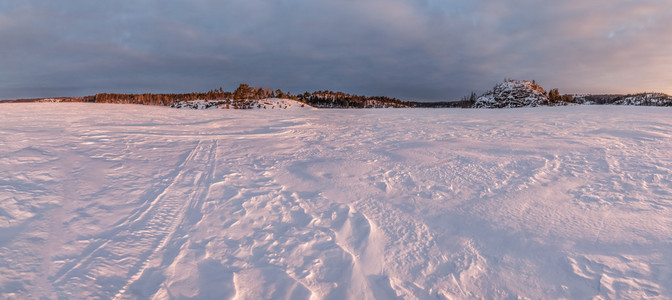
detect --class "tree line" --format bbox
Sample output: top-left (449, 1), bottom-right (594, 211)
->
top-left (6, 81), bottom-right (669, 108)
top-left (89, 84), bottom-right (416, 109)
top-left (296, 90), bottom-right (412, 108)
top-left (91, 84), bottom-right (296, 107)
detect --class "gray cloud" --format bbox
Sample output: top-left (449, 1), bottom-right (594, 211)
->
top-left (1, 0), bottom-right (670, 100)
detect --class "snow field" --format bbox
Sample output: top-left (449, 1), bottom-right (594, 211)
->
top-left (0, 103), bottom-right (671, 299)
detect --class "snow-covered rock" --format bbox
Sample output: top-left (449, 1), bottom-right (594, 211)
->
top-left (171, 99), bottom-right (226, 109)
top-left (612, 93), bottom-right (672, 106)
top-left (171, 98), bottom-right (314, 110)
top-left (473, 79), bottom-right (551, 108)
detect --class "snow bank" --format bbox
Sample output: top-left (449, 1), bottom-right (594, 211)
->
top-left (1, 103), bottom-right (671, 299)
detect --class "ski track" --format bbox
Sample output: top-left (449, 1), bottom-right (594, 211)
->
top-left (48, 140), bottom-right (217, 298)
top-left (1, 103), bottom-right (672, 299)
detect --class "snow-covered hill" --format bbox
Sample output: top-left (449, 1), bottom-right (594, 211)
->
top-left (1, 103), bottom-right (671, 299)
top-left (473, 79), bottom-right (554, 108)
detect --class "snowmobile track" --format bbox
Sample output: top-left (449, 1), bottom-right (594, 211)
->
top-left (52, 140), bottom-right (217, 298)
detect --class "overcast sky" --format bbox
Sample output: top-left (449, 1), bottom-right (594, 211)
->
top-left (1, 0), bottom-right (671, 101)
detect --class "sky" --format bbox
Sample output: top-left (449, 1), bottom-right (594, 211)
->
top-left (1, 0), bottom-right (671, 101)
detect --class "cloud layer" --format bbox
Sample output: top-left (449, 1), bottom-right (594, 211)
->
top-left (1, 0), bottom-right (671, 100)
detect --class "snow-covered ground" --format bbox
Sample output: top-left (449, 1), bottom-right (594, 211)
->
top-left (1, 103), bottom-right (671, 299)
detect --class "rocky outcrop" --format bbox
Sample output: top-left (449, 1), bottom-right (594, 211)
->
top-left (473, 80), bottom-right (555, 108)
top-left (612, 93), bottom-right (672, 106)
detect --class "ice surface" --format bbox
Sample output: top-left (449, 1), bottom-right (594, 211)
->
top-left (1, 103), bottom-right (671, 299)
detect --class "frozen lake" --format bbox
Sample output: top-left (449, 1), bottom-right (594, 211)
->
top-left (1, 103), bottom-right (671, 299)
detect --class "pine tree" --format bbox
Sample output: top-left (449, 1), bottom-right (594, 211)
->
top-left (548, 88), bottom-right (561, 102)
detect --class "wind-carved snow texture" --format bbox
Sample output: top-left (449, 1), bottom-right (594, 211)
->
top-left (1, 103), bottom-right (671, 299)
